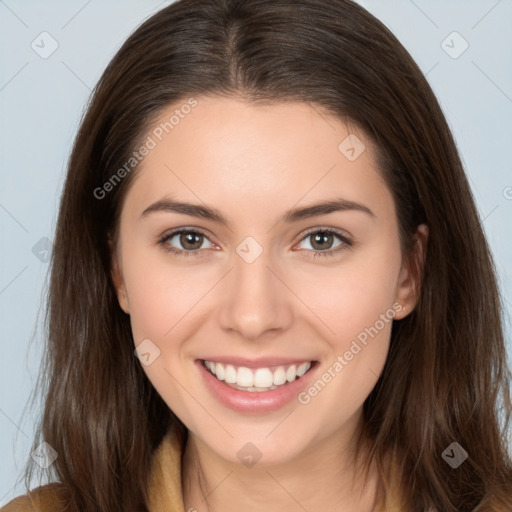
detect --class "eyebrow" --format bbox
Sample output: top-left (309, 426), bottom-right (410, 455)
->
top-left (140, 197), bottom-right (375, 226)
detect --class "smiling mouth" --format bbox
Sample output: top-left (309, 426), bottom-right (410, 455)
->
top-left (201, 359), bottom-right (315, 392)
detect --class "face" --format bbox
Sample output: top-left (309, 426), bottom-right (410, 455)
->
top-left (111, 95), bottom-right (426, 466)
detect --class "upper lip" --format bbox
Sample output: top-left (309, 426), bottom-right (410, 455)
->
top-left (199, 357), bottom-right (316, 368)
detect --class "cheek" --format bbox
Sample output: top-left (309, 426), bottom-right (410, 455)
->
top-left (120, 248), bottom-right (205, 413)
top-left (121, 240), bottom-right (211, 346)
top-left (292, 241), bottom-right (402, 349)
top-left (295, 265), bottom-right (399, 423)
top-left (290, 239), bottom-right (401, 414)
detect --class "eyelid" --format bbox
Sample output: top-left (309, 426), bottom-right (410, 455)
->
top-left (297, 225), bottom-right (351, 241)
top-left (159, 225), bottom-right (215, 242)
top-left (158, 226), bottom-right (353, 258)
top-left (293, 226), bottom-right (352, 254)
top-left (157, 226), bottom-right (217, 255)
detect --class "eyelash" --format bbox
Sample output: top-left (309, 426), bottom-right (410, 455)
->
top-left (157, 227), bottom-right (353, 259)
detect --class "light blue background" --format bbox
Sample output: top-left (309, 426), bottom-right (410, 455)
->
top-left (1, 0), bottom-right (511, 504)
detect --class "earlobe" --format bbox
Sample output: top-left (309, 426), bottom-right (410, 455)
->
top-left (393, 224), bottom-right (429, 320)
top-left (108, 239), bottom-right (130, 315)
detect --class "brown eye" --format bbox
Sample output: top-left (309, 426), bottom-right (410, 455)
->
top-left (179, 232), bottom-right (204, 250)
top-left (310, 232), bottom-right (336, 251)
top-left (159, 229), bottom-right (214, 256)
top-left (296, 228), bottom-right (352, 259)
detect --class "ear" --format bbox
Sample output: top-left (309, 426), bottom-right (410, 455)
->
top-left (393, 223), bottom-right (428, 320)
top-left (108, 238), bottom-right (130, 314)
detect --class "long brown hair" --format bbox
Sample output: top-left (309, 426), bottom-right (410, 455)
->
top-left (19, 0), bottom-right (512, 510)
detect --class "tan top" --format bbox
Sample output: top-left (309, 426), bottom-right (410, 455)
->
top-left (0, 426), bottom-right (406, 511)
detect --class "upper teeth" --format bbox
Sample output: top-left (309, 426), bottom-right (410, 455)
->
top-left (204, 360), bottom-right (312, 389)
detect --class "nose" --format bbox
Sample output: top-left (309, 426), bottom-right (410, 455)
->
top-left (217, 245), bottom-right (294, 341)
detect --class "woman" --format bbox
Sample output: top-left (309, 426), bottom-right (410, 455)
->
top-left (2, 0), bottom-right (511, 511)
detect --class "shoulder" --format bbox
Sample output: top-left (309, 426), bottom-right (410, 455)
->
top-left (0, 483), bottom-right (69, 512)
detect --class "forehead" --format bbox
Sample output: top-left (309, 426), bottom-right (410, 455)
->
top-left (122, 96), bottom-right (392, 220)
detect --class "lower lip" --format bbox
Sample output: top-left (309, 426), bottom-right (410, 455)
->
top-left (197, 360), bottom-right (317, 413)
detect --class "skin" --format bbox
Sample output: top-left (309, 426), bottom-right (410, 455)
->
top-left (111, 96), bottom-right (428, 511)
